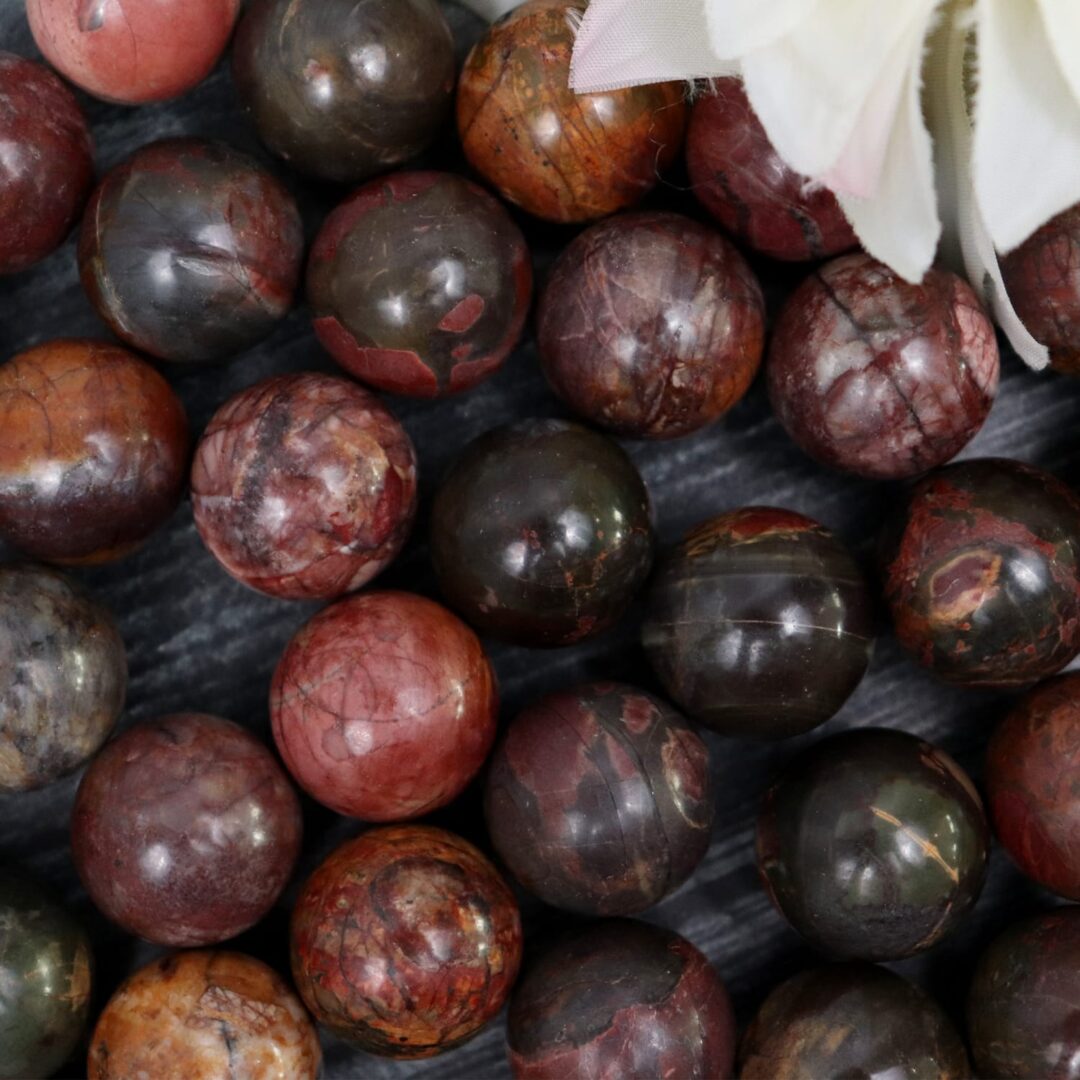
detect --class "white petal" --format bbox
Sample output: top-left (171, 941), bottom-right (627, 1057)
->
top-left (704, 0), bottom-right (822, 59)
top-left (974, 0), bottom-right (1080, 254)
top-left (1036, 0), bottom-right (1080, 106)
top-left (836, 19), bottom-right (940, 284)
top-left (456, 0), bottom-right (518, 19)
top-left (737, 0), bottom-right (942, 182)
top-left (570, 0), bottom-right (736, 93)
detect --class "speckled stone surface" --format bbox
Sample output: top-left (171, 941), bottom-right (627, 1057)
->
top-left (1, 4), bottom-right (1078, 1077)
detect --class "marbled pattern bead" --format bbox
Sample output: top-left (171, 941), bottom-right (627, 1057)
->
top-left (537, 211), bottom-right (765, 439)
top-left (739, 963), bottom-right (970, 1079)
top-left (0, 564), bottom-right (126, 793)
top-left (967, 907), bottom-right (1080, 1080)
top-left (507, 920), bottom-right (736, 1080)
top-left (191, 372), bottom-right (417, 600)
top-left (0, 52), bottom-right (94, 275)
top-left (880, 457), bottom-right (1080, 687)
top-left (271, 591), bottom-right (498, 821)
top-left (986, 674), bottom-right (1080, 900)
top-left (642, 508), bottom-right (874, 738)
top-left (290, 825), bottom-right (522, 1058)
top-left (79, 138), bottom-right (303, 365)
top-left (87, 950), bottom-right (321, 1080)
top-left (0, 873), bottom-right (93, 1080)
top-left (768, 253), bottom-right (999, 480)
top-left (72, 713), bottom-right (302, 947)
top-left (486, 682), bottom-right (713, 915)
top-left (757, 728), bottom-right (989, 961)
top-left (0, 339), bottom-right (189, 564)
top-left (457, 0), bottom-right (687, 223)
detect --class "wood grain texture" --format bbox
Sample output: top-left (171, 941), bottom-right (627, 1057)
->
top-left (0, 4), bottom-right (1076, 1077)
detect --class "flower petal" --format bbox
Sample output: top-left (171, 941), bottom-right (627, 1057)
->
top-left (836, 18), bottom-right (940, 284)
top-left (736, 0), bottom-right (942, 182)
top-left (704, 0), bottom-right (822, 59)
top-left (456, 0), bottom-right (519, 19)
top-left (570, 0), bottom-right (737, 92)
top-left (973, 0), bottom-right (1080, 254)
top-left (1036, 0), bottom-right (1080, 107)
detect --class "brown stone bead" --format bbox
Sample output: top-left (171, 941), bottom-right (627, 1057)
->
top-left (87, 950), bottom-right (321, 1080)
top-left (457, 0), bottom-right (686, 223)
top-left (0, 340), bottom-right (189, 564)
top-left (290, 825), bottom-right (522, 1058)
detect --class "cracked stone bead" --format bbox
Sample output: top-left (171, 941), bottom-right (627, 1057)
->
top-left (880, 457), bottom-right (1080, 688)
top-left (233, 0), bottom-right (454, 185)
top-left (1001, 203), bottom-right (1080, 375)
top-left (0, 52), bottom-right (94, 275)
top-left (485, 682), bottom-right (713, 915)
top-left (290, 825), bottom-right (522, 1058)
top-left (27, 0), bottom-right (240, 105)
top-left (986, 674), bottom-right (1080, 900)
top-left (739, 963), bottom-right (970, 1079)
top-left (72, 713), bottom-right (302, 947)
top-left (507, 920), bottom-right (736, 1080)
top-left (457, 0), bottom-right (687, 224)
top-left (0, 339), bottom-right (189, 564)
top-left (642, 508), bottom-right (874, 739)
top-left (191, 372), bottom-right (417, 600)
top-left (271, 591), bottom-right (498, 821)
top-left (686, 79), bottom-right (858, 262)
top-left (87, 950), bottom-right (321, 1080)
top-left (0, 873), bottom-right (93, 1080)
top-left (757, 728), bottom-right (989, 961)
top-left (768, 253), bottom-right (1000, 480)
top-left (79, 138), bottom-right (303, 365)
top-left (537, 211), bottom-right (765, 439)
top-left (968, 907), bottom-right (1080, 1080)
top-left (308, 171), bottom-right (532, 397)
top-left (430, 419), bottom-right (655, 647)
top-left (0, 564), bottom-right (126, 794)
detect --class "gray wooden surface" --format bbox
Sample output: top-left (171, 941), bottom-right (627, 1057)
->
top-left (0, 2), bottom-right (1073, 1076)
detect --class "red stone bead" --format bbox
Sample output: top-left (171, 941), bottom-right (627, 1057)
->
top-left (0, 52), bottom-right (93, 274)
top-left (271, 591), bottom-right (498, 821)
top-left (191, 373), bottom-right (417, 600)
top-left (290, 825), bottom-right (522, 1057)
top-left (538, 211), bottom-right (765, 439)
top-left (687, 79), bottom-right (858, 262)
top-left (72, 714), bottom-right (302, 947)
top-left (986, 674), bottom-right (1080, 900)
top-left (768, 253), bottom-right (999, 480)
top-left (27, 0), bottom-right (240, 105)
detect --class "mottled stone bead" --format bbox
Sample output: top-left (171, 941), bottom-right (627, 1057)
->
top-left (0, 339), bottom-right (189, 564)
top-left (0, 52), bottom-right (94, 275)
top-left (291, 825), bottom-right (522, 1057)
top-left (457, 0), bottom-right (686, 223)
top-left (757, 728), bottom-right (989, 961)
top-left (986, 674), bottom-right (1080, 900)
top-left (72, 713), bottom-right (302, 947)
top-left (88, 951), bottom-right (321, 1080)
top-left (0, 873), bottom-right (93, 1080)
top-left (271, 591), bottom-right (498, 821)
top-left (486, 682), bottom-right (713, 915)
top-left (768, 253), bottom-right (999, 480)
top-left (27, 0), bottom-right (240, 104)
top-left (643, 508), bottom-right (874, 738)
top-left (233, 0), bottom-right (455, 184)
top-left (191, 373), bottom-right (417, 600)
top-left (967, 907), bottom-right (1080, 1080)
top-left (508, 920), bottom-right (735, 1080)
top-left (79, 139), bottom-right (303, 365)
top-left (739, 963), bottom-right (970, 1079)
top-left (881, 457), bottom-right (1080, 687)
top-left (687, 79), bottom-right (858, 262)
top-left (537, 211), bottom-right (765, 439)
top-left (0, 564), bottom-right (126, 793)
top-left (308, 171), bottom-right (532, 397)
